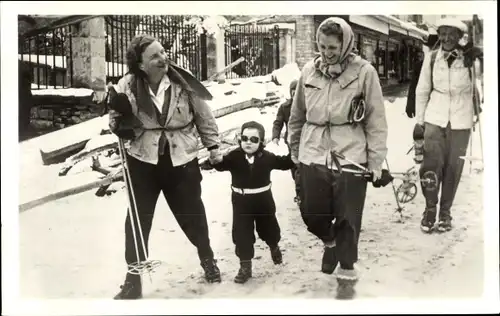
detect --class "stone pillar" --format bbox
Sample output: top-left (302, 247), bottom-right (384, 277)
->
top-left (69, 17), bottom-right (107, 101)
top-left (206, 27), bottom-right (226, 80)
top-left (278, 28), bottom-right (295, 67)
top-left (294, 15), bottom-right (317, 69)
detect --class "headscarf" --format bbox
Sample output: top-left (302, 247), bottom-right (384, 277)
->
top-left (314, 17), bottom-right (356, 79)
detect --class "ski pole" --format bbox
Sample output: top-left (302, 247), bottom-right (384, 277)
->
top-left (384, 159), bottom-right (403, 214)
top-left (330, 151), bottom-right (370, 173)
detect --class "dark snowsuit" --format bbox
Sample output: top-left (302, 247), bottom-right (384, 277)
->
top-left (212, 147), bottom-right (294, 260)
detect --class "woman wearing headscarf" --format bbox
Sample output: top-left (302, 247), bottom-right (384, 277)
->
top-left (288, 17), bottom-right (388, 298)
top-left (415, 18), bottom-right (483, 234)
top-left (108, 34), bottom-right (223, 299)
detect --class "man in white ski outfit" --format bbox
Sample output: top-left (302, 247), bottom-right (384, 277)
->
top-left (415, 17), bottom-right (482, 233)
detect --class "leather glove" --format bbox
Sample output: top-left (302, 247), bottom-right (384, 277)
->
top-left (359, 169), bottom-right (393, 187)
top-left (406, 106), bottom-right (415, 119)
top-left (208, 148), bottom-right (223, 164)
top-left (367, 169), bottom-right (394, 188)
top-left (108, 85), bottom-right (133, 117)
top-left (373, 169), bottom-right (394, 188)
top-left (413, 123), bottom-right (425, 141)
top-left (107, 85), bottom-right (139, 140)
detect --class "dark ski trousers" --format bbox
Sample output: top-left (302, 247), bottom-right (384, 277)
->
top-left (123, 150), bottom-right (214, 265)
top-left (299, 163), bottom-right (367, 266)
top-left (231, 190), bottom-right (281, 261)
top-left (419, 122), bottom-right (471, 217)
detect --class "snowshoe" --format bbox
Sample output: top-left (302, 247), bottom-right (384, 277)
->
top-left (114, 273), bottom-right (142, 300)
top-left (234, 260), bottom-right (252, 284)
top-left (201, 258), bottom-right (221, 283)
top-left (270, 245), bottom-right (283, 265)
top-left (321, 246), bottom-right (338, 274)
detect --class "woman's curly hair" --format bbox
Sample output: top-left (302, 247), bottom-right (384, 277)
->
top-left (125, 34), bottom-right (156, 78)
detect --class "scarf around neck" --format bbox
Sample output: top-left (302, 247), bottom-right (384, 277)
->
top-left (314, 17), bottom-right (356, 79)
top-left (131, 62), bottom-right (214, 119)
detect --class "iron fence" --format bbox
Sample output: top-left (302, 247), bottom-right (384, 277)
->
top-left (18, 21), bottom-right (74, 89)
top-left (224, 24), bottom-right (280, 79)
top-left (105, 15), bottom-right (208, 83)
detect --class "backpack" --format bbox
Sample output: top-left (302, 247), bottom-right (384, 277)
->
top-left (429, 50), bottom-right (482, 116)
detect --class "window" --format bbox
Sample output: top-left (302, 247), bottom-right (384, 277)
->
top-left (377, 40), bottom-right (387, 78)
top-left (360, 35), bottom-right (377, 67)
top-left (387, 41), bottom-right (399, 80)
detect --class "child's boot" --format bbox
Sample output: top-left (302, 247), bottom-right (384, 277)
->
top-left (234, 260), bottom-right (252, 284)
top-left (270, 245), bottom-right (283, 265)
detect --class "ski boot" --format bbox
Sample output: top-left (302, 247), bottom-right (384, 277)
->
top-left (420, 207), bottom-right (437, 233)
top-left (201, 258), bottom-right (222, 283)
top-left (270, 245), bottom-right (283, 265)
top-left (335, 266), bottom-right (358, 300)
top-left (321, 246), bottom-right (338, 275)
top-left (437, 211), bottom-right (453, 232)
top-left (234, 260), bottom-right (252, 284)
top-left (114, 273), bottom-right (142, 300)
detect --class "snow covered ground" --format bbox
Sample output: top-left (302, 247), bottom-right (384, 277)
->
top-left (14, 95), bottom-right (495, 309)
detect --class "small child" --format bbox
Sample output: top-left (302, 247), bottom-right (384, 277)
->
top-left (209, 121), bottom-right (295, 284)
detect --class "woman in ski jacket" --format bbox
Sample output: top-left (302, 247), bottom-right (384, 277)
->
top-left (287, 17), bottom-right (388, 299)
top-left (108, 34), bottom-right (223, 299)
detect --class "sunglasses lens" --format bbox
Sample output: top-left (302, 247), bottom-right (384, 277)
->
top-left (241, 136), bottom-right (260, 144)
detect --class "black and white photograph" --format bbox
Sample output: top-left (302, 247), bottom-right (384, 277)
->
top-left (2, 1), bottom-right (499, 315)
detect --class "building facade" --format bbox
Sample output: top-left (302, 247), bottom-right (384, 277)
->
top-left (292, 15), bottom-right (427, 87)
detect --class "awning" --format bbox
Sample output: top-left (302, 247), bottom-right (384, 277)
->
top-left (350, 15), bottom-right (429, 42)
top-left (349, 15), bottom-right (389, 35)
top-left (389, 23), bottom-right (409, 36)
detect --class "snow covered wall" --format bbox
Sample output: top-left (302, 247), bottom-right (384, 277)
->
top-left (30, 88), bottom-right (102, 131)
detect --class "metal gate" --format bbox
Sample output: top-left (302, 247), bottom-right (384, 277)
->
top-left (224, 24), bottom-right (280, 79)
top-left (105, 15), bottom-right (208, 83)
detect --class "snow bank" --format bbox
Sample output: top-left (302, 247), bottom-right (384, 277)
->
top-left (31, 88), bottom-right (94, 97)
top-left (31, 83), bottom-right (65, 90)
top-left (271, 63), bottom-right (301, 98)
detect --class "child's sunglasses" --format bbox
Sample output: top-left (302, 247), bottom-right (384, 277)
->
top-left (241, 135), bottom-right (260, 144)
